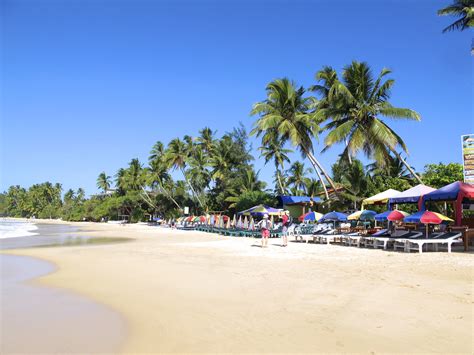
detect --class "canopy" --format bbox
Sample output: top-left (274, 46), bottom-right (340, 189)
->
top-left (389, 184), bottom-right (436, 205)
top-left (387, 210), bottom-right (409, 221)
top-left (423, 181), bottom-right (474, 202)
top-left (374, 210), bottom-right (391, 221)
top-left (299, 211), bottom-right (323, 222)
top-left (237, 204), bottom-right (283, 216)
top-left (320, 211), bottom-right (348, 222)
top-left (422, 181), bottom-right (474, 225)
top-left (278, 195), bottom-right (321, 205)
top-left (347, 210), bottom-right (376, 221)
top-left (362, 189), bottom-right (401, 206)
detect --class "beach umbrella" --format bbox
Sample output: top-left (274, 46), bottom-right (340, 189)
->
top-left (243, 216), bottom-right (248, 229)
top-left (420, 211), bottom-right (453, 237)
top-left (210, 215), bottom-right (215, 225)
top-left (237, 215), bottom-right (242, 228)
top-left (226, 217), bottom-right (231, 229)
top-left (237, 204), bottom-right (283, 216)
top-left (347, 210), bottom-right (363, 220)
top-left (299, 211), bottom-right (324, 222)
top-left (320, 211), bottom-right (348, 222)
top-left (387, 210), bottom-right (410, 221)
top-left (270, 215), bottom-right (274, 229)
top-left (194, 216), bottom-right (206, 223)
top-left (374, 210), bottom-right (391, 221)
top-left (359, 210), bottom-right (377, 221)
top-left (249, 216), bottom-right (255, 230)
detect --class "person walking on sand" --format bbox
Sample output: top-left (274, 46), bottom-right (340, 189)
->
top-left (281, 211), bottom-right (290, 247)
top-left (259, 214), bottom-right (270, 248)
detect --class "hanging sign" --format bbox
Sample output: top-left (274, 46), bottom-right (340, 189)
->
top-left (462, 134), bottom-right (474, 184)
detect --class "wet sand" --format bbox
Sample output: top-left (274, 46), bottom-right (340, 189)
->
top-left (2, 220), bottom-right (473, 354)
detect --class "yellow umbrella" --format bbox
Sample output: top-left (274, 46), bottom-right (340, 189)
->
top-left (347, 211), bottom-right (363, 220)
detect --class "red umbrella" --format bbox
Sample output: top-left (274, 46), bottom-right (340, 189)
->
top-left (387, 210), bottom-right (409, 221)
top-left (419, 211), bottom-right (443, 224)
top-left (186, 216), bottom-right (194, 222)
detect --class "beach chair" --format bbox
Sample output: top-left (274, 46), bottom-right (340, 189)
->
top-left (405, 232), bottom-right (463, 253)
top-left (392, 232), bottom-right (441, 252)
top-left (372, 231), bottom-right (423, 250)
top-left (313, 229), bottom-right (335, 244)
top-left (359, 229), bottom-right (389, 248)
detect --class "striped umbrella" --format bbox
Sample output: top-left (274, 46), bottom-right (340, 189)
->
top-left (299, 211), bottom-right (324, 222)
top-left (387, 210), bottom-right (409, 221)
top-left (243, 216), bottom-right (248, 229)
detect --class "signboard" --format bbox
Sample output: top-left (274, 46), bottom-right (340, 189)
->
top-left (462, 134), bottom-right (474, 184)
top-left (184, 206), bottom-right (189, 215)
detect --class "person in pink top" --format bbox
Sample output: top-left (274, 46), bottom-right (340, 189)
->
top-left (259, 214), bottom-right (270, 248)
top-left (281, 211), bottom-right (290, 247)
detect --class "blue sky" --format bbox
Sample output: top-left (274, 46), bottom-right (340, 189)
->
top-left (1, 0), bottom-right (472, 195)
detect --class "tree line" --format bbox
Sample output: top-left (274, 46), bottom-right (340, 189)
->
top-left (0, 60), bottom-right (466, 221)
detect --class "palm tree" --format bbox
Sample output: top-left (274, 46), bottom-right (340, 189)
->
top-left (165, 138), bottom-right (204, 208)
top-left (313, 61), bottom-right (423, 184)
top-left (251, 78), bottom-right (337, 199)
top-left (147, 159), bottom-right (182, 210)
top-left (96, 172), bottom-right (111, 193)
top-left (149, 141), bottom-right (165, 163)
top-left (197, 127), bottom-right (215, 154)
top-left (287, 161), bottom-right (312, 194)
top-left (259, 132), bottom-right (292, 195)
top-left (438, 0), bottom-right (474, 33)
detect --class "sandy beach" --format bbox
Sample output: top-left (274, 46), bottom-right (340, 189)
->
top-left (2, 220), bottom-right (473, 354)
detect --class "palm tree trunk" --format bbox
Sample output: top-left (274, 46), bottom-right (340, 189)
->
top-left (300, 150), bottom-right (329, 200)
top-left (345, 139), bottom-right (352, 164)
top-left (276, 167), bottom-right (285, 195)
top-left (392, 151), bottom-right (423, 184)
top-left (304, 149), bottom-right (339, 200)
top-left (181, 167), bottom-right (205, 209)
top-left (157, 181), bottom-right (182, 210)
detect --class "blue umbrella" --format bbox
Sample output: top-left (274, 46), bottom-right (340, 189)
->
top-left (320, 211), bottom-right (348, 222)
top-left (374, 210), bottom-right (391, 221)
top-left (403, 211), bottom-right (425, 223)
top-left (359, 210), bottom-right (377, 221)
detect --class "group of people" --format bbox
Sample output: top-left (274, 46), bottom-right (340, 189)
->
top-left (257, 211), bottom-right (292, 248)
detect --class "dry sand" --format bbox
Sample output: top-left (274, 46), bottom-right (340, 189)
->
top-left (2, 220), bottom-right (473, 354)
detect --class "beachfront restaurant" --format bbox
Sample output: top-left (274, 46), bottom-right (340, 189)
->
top-left (277, 195), bottom-right (321, 219)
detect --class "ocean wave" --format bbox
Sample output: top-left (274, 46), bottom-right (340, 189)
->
top-left (0, 221), bottom-right (39, 239)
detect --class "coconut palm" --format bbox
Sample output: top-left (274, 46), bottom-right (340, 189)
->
top-left (438, 0), bottom-right (474, 33)
top-left (197, 127), bottom-right (215, 154)
top-left (259, 132), bottom-right (292, 195)
top-left (251, 78), bottom-right (337, 199)
top-left (147, 159), bottom-right (182, 210)
top-left (96, 172), bottom-right (111, 193)
top-left (149, 141), bottom-right (165, 163)
top-left (287, 161), bottom-right (312, 193)
top-left (165, 138), bottom-right (204, 208)
top-left (313, 61), bottom-right (423, 184)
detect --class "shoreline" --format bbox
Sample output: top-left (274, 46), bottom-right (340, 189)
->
top-left (2, 219), bottom-right (473, 353)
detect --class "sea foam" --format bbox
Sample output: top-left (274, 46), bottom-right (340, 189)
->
top-left (0, 220), bottom-right (39, 239)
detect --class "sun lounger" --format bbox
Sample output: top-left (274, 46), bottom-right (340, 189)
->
top-left (372, 231), bottom-right (423, 250)
top-left (393, 232), bottom-right (441, 251)
top-left (405, 232), bottom-right (463, 253)
top-left (313, 229), bottom-right (336, 244)
top-left (359, 229), bottom-right (389, 247)
top-left (341, 232), bottom-right (365, 247)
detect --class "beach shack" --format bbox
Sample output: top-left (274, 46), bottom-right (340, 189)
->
top-left (277, 195), bottom-right (320, 219)
top-left (422, 181), bottom-right (474, 226)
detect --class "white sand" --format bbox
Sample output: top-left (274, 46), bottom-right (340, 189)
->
top-left (3, 220), bottom-right (473, 354)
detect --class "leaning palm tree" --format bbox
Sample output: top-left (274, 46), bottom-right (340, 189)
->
top-left (438, 0), bottom-right (474, 33)
top-left (165, 138), bottom-right (204, 208)
top-left (314, 61), bottom-right (423, 184)
top-left (251, 78), bottom-right (337, 199)
top-left (149, 141), bottom-right (165, 163)
top-left (96, 172), bottom-right (111, 193)
top-left (259, 132), bottom-right (292, 195)
top-left (147, 159), bottom-right (182, 210)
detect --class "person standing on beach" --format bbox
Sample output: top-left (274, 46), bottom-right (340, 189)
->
top-left (259, 214), bottom-right (270, 248)
top-left (281, 211), bottom-right (290, 247)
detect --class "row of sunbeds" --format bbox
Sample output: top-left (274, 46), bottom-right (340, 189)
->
top-left (294, 226), bottom-right (463, 253)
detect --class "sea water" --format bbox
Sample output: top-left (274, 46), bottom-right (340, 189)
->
top-left (0, 219), bottom-right (39, 239)
top-left (0, 220), bottom-right (128, 353)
